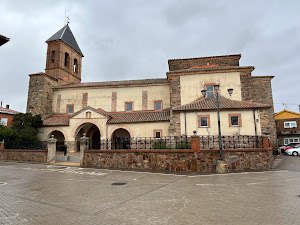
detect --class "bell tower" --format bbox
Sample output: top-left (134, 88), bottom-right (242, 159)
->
top-left (45, 24), bottom-right (84, 85)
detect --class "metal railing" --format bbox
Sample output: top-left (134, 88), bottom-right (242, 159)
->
top-left (199, 135), bottom-right (264, 149)
top-left (4, 141), bottom-right (48, 150)
top-left (90, 136), bottom-right (192, 150)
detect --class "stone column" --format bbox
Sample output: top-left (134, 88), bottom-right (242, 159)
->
top-left (80, 133), bottom-right (90, 165)
top-left (47, 135), bottom-right (57, 163)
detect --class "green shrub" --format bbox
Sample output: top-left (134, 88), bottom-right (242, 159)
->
top-left (152, 139), bottom-right (169, 149)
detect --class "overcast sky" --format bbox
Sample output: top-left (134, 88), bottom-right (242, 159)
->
top-left (1, 0), bottom-right (300, 113)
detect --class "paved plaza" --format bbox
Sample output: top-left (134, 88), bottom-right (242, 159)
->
top-left (0, 155), bottom-right (300, 225)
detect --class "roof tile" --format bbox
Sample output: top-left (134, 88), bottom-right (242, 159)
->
top-left (0, 107), bottom-right (21, 115)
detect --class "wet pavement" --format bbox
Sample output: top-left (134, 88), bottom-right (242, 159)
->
top-left (0, 155), bottom-right (299, 225)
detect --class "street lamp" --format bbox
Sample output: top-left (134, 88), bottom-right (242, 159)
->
top-left (201, 85), bottom-right (233, 173)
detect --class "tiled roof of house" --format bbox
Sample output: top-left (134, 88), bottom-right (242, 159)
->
top-left (0, 34), bottom-right (10, 46)
top-left (43, 114), bottom-right (70, 126)
top-left (55, 78), bottom-right (169, 89)
top-left (168, 54), bottom-right (242, 61)
top-left (107, 110), bottom-right (170, 124)
top-left (173, 96), bottom-right (271, 111)
top-left (46, 24), bottom-right (84, 56)
top-left (0, 107), bottom-right (20, 115)
top-left (43, 109), bottom-right (170, 126)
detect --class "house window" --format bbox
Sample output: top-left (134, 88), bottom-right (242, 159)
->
top-left (0, 118), bottom-right (8, 126)
top-left (67, 104), bottom-right (74, 114)
top-left (284, 137), bottom-right (300, 144)
top-left (284, 121), bottom-right (297, 128)
top-left (154, 130), bottom-right (162, 138)
top-left (125, 102), bottom-right (133, 111)
top-left (198, 115), bottom-right (210, 128)
top-left (154, 100), bottom-right (163, 111)
top-left (74, 59), bottom-right (78, 73)
top-left (85, 111), bottom-right (92, 118)
top-left (204, 83), bottom-right (216, 98)
top-left (229, 113), bottom-right (242, 127)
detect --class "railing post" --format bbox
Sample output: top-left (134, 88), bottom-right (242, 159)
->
top-left (263, 136), bottom-right (270, 149)
top-left (0, 140), bottom-right (5, 150)
top-left (80, 133), bottom-right (90, 165)
top-left (47, 135), bottom-right (57, 163)
top-left (191, 131), bottom-right (200, 151)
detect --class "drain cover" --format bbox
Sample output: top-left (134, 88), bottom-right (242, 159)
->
top-left (112, 182), bottom-right (127, 186)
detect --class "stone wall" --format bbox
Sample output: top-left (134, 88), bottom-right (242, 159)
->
top-left (26, 73), bottom-right (58, 118)
top-left (168, 54), bottom-right (241, 71)
top-left (82, 149), bottom-right (272, 172)
top-left (240, 76), bottom-right (276, 148)
top-left (168, 74), bottom-right (181, 136)
top-left (0, 149), bottom-right (48, 163)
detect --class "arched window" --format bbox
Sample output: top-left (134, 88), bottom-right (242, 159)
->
top-left (85, 111), bottom-right (92, 118)
top-left (51, 51), bottom-right (55, 63)
top-left (74, 58), bottom-right (78, 73)
top-left (64, 52), bottom-right (70, 67)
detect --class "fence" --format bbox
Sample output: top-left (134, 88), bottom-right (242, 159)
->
top-left (199, 135), bottom-right (264, 149)
top-left (90, 136), bottom-right (192, 150)
top-left (4, 141), bottom-right (48, 150)
top-left (87, 135), bottom-right (265, 150)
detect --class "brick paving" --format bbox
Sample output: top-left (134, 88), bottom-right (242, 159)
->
top-left (0, 155), bottom-right (300, 225)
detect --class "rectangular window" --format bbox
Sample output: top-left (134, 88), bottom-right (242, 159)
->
top-left (67, 104), bottom-right (74, 114)
top-left (198, 115), bottom-right (210, 128)
top-left (284, 121), bottom-right (297, 128)
top-left (285, 138), bottom-right (300, 144)
top-left (154, 130), bottom-right (162, 138)
top-left (85, 111), bottom-right (91, 118)
top-left (0, 118), bottom-right (8, 126)
top-left (206, 85), bottom-right (215, 98)
top-left (229, 113), bottom-right (242, 127)
top-left (154, 100), bottom-right (162, 111)
top-left (125, 102), bottom-right (133, 111)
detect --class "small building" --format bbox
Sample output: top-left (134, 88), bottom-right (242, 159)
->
top-left (0, 105), bottom-right (20, 127)
top-left (26, 24), bottom-right (277, 153)
top-left (275, 110), bottom-right (300, 146)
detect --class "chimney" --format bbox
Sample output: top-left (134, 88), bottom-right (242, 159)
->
top-left (6, 104), bottom-right (9, 109)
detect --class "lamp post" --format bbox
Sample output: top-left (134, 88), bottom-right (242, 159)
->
top-left (201, 85), bottom-right (233, 173)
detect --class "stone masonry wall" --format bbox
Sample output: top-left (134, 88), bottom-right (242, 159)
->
top-left (0, 149), bottom-right (48, 163)
top-left (82, 149), bottom-right (273, 173)
top-left (240, 76), bottom-right (276, 148)
top-left (26, 73), bottom-right (58, 118)
top-left (168, 74), bottom-right (181, 136)
top-left (168, 55), bottom-right (241, 71)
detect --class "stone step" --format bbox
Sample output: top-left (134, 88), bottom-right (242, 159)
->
top-left (67, 156), bottom-right (80, 163)
top-left (55, 155), bottom-right (68, 162)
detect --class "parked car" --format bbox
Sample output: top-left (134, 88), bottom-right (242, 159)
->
top-left (285, 146), bottom-right (300, 156)
top-left (280, 143), bottom-right (300, 153)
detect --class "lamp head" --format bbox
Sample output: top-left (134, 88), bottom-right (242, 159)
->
top-left (214, 84), bottom-right (220, 91)
top-left (201, 89), bottom-right (207, 97)
top-left (227, 88), bottom-right (233, 96)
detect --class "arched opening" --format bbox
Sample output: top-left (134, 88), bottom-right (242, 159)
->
top-left (111, 128), bottom-right (131, 149)
top-left (49, 130), bottom-right (65, 153)
top-left (76, 123), bottom-right (101, 150)
top-left (74, 58), bottom-right (78, 73)
top-left (64, 52), bottom-right (70, 67)
top-left (51, 51), bottom-right (55, 63)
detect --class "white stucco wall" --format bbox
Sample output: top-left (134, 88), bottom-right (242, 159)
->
top-left (53, 84), bottom-right (170, 113)
top-left (180, 72), bottom-right (241, 104)
top-left (180, 110), bottom-right (261, 136)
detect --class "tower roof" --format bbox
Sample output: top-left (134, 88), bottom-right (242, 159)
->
top-left (46, 24), bottom-right (84, 57)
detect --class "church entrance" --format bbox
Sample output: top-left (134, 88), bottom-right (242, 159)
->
top-left (76, 123), bottom-right (101, 150)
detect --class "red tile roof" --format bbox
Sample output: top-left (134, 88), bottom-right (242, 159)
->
top-left (0, 107), bottom-right (21, 115)
top-left (55, 78), bottom-right (169, 89)
top-left (173, 96), bottom-right (271, 111)
top-left (43, 109), bottom-right (170, 126)
top-left (107, 110), bottom-right (170, 124)
top-left (43, 114), bottom-right (70, 126)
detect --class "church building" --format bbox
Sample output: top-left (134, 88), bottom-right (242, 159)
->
top-left (26, 25), bottom-right (276, 152)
